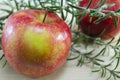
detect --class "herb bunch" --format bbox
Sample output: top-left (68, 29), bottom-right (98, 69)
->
top-left (0, 0), bottom-right (120, 80)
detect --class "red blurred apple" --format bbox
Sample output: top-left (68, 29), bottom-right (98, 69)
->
top-left (79, 0), bottom-right (120, 39)
top-left (2, 10), bottom-right (72, 78)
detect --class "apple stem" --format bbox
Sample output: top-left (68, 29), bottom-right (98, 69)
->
top-left (43, 11), bottom-right (48, 23)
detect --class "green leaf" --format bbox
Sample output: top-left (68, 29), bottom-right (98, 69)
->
top-left (112, 15), bottom-right (118, 28)
top-left (2, 60), bottom-right (7, 68)
top-left (61, 0), bottom-right (63, 7)
top-left (0, 54), bottom-right (4, 60)
top-left (95, 59), bottom-right (104, 62)
top-left (77, 56), bottom-right (84, 66)
top-left (67, 52), bottom-right (80, 60)
top-left (68, 3), bottom-right (85, 11)
top-left (38, 0), bottom-right (44, 8)
top-left (94, 13), bottom-right (112, 24)
top-left (77, 11), bottom-right (87, 24)
top-left (14, 0), bottom-right (19, 10)
top-left (69, 12), bottom-right (75, 28)
top-left (115, 36), bottom-right (120, 46)
top-left (92, 69), bottom-right (100, 72)
top-left (61, 9), bottom-right (65, 20)
top-left (33, 0), bottom-right (37, 6)
top-left (113, 58), bottom-right (120, 70)
top-left (107, 38), bottom-right (115, 44)
top-left (85, 50), bottom-right (94, 55)
top-left (93, 48), bottom-right (106, 57)
top-left (107, 74), bottom-right (112, 80)
top-left (104, 62), bottom-right (112, 67)
top-left (1, 0), bottom-right (13, 8)
top-left (115, 9), bottom-right (120, 13)
top-left (86, 0), bottom-right (93, 9)
top-left (101, 68), bottom-right (106, 77)
top-left (99, 0), bottom-right (106, 7)
top-left (98, 28), bottom-right (106, 36)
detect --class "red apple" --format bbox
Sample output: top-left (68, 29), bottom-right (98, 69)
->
top-left (79, 0), bottom-right (120, 39)
top-left (2, 10), bottom-right (72, 78)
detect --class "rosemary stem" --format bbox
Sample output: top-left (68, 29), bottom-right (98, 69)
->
top-left (83, 52), bottom-right (120, 78)
top-left (69, 4), bottom-right (115, 13)
top-left (1, 0), bottom-right (120, 79)
top-left (0, 54), bottom-right (4, 60)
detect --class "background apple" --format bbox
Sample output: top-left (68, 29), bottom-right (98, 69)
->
top-left (2, 10), bottom-right (72, 78)
top-left (79, 0), bottom-right (120, 39)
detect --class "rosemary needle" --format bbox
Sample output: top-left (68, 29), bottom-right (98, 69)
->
top-left (0, 0), bottom-right (120, 80)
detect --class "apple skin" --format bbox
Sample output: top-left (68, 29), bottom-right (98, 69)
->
top-left (2, 10), bottom-right (72, 78)
top-left (79, 0), bottom-right (120, 39)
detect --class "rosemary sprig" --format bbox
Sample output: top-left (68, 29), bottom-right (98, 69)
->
top-left (0, 0), bottom-right (120, 80)
top-left (70, 30), bottom-right (120, 80)
top-left (71, 40), bottom-right (117, 79)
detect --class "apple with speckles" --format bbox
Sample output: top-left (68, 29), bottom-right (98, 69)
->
top-left (2, 10), bottom-right (72, 78)
top-left (79, 0), bottom-right (120, 39)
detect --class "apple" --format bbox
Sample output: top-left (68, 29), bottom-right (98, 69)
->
top-left (2, 10), bottom-right (72, 78)
top-left (79, 0), bottom-right (120, 39)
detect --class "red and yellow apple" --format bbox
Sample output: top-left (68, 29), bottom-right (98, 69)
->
top-left (2, 10), bottom-right (72, 78)
top-left (79, 0), bottom-right (120, 39)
